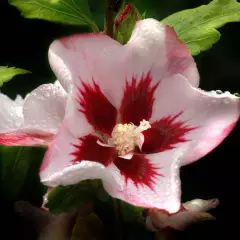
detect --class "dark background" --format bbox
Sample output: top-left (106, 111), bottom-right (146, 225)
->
top-left (0, 0), bottom-right (239, 239)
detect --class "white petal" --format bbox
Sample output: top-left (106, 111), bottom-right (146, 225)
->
top-left (127, 19), bottom-right (199, 87)
top-left (40, 122), bottom-right (119, 193)
top-left (48, 20), bottom-right (198, 136)
top-left (0, 93), bottom-right (23, 133)
top-left (183, 198), bottom-right (219, 212)
top-left (23, 83), bottom-right (67, 134)
top-left (150, 74), bottom-right (239, 166)
top-left (104, 150), bottom-right (182, 213)
top-left (14, 94), bottom-right (24, 106)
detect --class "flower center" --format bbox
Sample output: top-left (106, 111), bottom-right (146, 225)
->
top-left (97, 120), bottom-right (151, 159)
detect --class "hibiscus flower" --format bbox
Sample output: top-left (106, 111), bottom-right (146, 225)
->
top-left (1, 18), bottom-right (238, 213)
top-left (40, 19), bottom-right (239, 213)
top-left (0, 81), bottom-right (67, 146)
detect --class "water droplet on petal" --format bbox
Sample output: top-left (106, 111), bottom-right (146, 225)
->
top-left (165, 191), bottom-right (170, 196)
top-left (216, 90), bottom-right (222, 94)
top-left (223, 99), bottom-right (230, 104)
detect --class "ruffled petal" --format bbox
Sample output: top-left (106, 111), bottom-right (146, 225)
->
top-left (0, 93), bottom-right (27, 146)
top-left (48, 19), bottom-right (198, 135)
top-left (49, 34), bottom-right (120, 136)
top-left (105, 151), bottom-right (181, 213)
top-left (118, 19), bottom-right (198, 124)
top-left (164, 25), bottom-right (199, 87)
top-left (125, 19), bottom-right (199, 86)
top-left (23, 83), bottom-right (67, 134)
top-left (0, 93), bottom-right (23, 133)
top-left (149, 74), bottom-right (239, 166)
top-left (0, 83), bottom-right (66, 146)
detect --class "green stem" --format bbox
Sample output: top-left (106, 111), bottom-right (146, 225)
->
top-left (113, 198), bottom-right (123, 240)
top-left (105, 0), bottom-right (117, 37)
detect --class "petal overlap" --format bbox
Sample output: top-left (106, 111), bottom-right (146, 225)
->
top-left (0, 81), bottom-right (67, 146)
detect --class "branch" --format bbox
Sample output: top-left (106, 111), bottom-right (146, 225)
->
top-left (105, 0), bottom-right (121, 37)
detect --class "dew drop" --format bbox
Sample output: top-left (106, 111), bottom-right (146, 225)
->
top-left (223, 99), bottom-right (230, 104)
top-left (216, 90), bottom-right (222, 94)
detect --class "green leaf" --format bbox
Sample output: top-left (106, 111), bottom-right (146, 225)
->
top-left (114, 4), bottom-right (142, 44)
top-left (161, 0), bottom-right (240, 55)
top-left (9, 0), bottom-right (99, 31)
top-left (0, 146), bottom-right (46, 200)
top-left (142, 11), bottom-right (146, 19)
top-left (0, 66), bottom-right (30, 87)
top-left (121, 201), bottom-right (144, 224)
top-left (96, 186), bottom-right (110, 202)
top-left (46, 180), bottom-right (101, 214)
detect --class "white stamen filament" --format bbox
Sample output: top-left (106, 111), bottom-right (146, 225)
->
top-left (96, 139), bottom-right (114, 148)
top-left (96, 119), bottom-right (151, 159)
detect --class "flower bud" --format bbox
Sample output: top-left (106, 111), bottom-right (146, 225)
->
top-left (113, 4), bottom-right (142, 44)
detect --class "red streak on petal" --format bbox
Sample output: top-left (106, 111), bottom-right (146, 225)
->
top-left (71, 134), bottom-right (114, 166)
top-left (142, 112), bottom-right (196, 153)
top-left (120, 72), bottom-right (159, 125)
top-left (76, 79), bottom-right (117, 135)
top-left (114, 154), bottom-right (162, 190)
top-left (0, 133), bottom-right (27, 145)
top-left (0, 132), bottom-right (53, 146)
